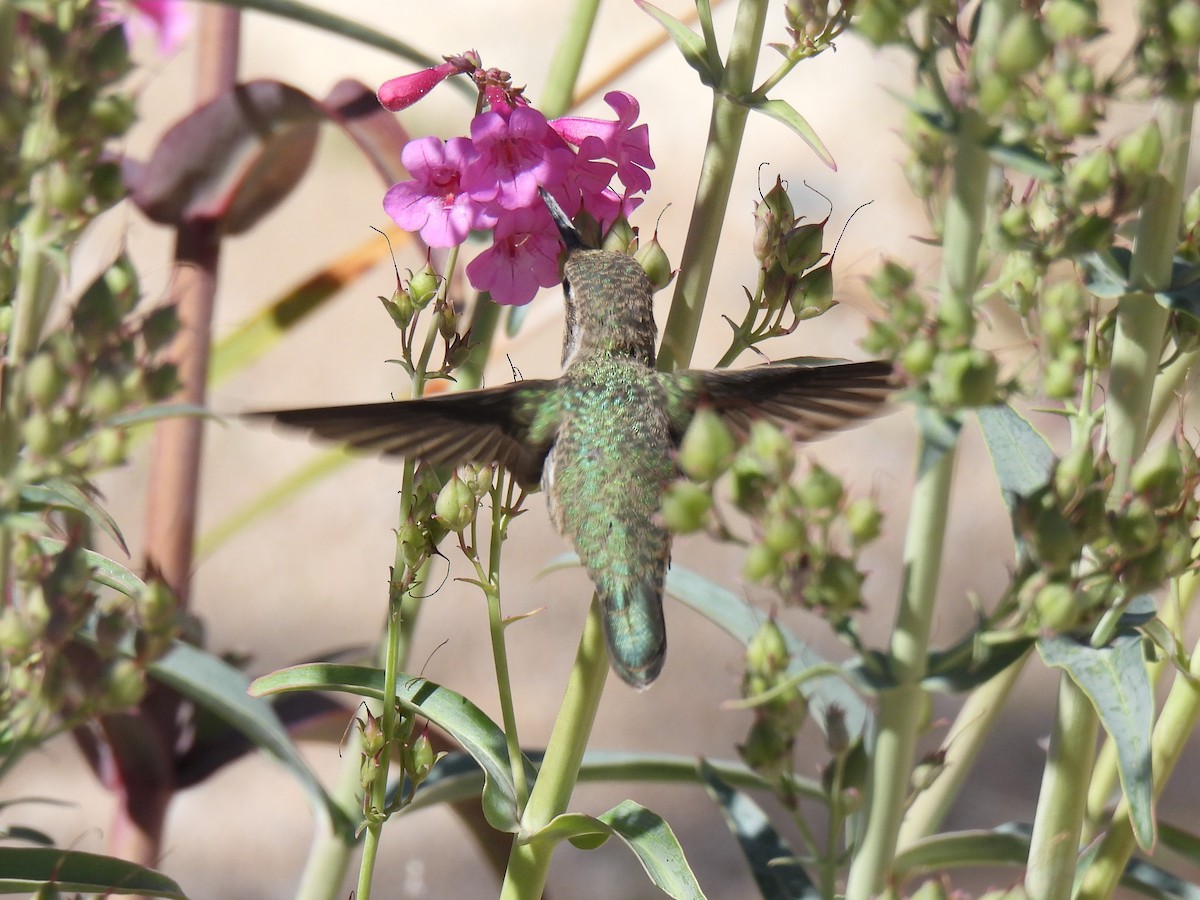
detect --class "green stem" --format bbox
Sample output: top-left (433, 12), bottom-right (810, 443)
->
top-left (499, 598), bottom-right (609, 899)
top-left (656, 0), bottom-right (769, 372)
top-left (541, 0), bottom-right (601, 117)
top-left (1026, 676), bottom-right (1100, 900)
top-left (897, 649), bottom-right (1029, 847)
top-left (844, 90), bottom-right (992, 896)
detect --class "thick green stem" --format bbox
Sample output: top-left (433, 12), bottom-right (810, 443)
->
top-left (844, 90), bottom-right (992, 894)
top-left (541, 0), bottom-right (602, 117)
top-left (656, 0), bottom-right (769, 372)
top-left (1026, 676), bottom-right (1100, 900)
top-left (499, 598), bottom-right (609, 899)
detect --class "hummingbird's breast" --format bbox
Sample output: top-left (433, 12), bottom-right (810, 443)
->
top-left (543, 358), bottom-right (675, 588)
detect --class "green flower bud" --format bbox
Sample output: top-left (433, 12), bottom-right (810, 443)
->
top-left (763, 513), bottom-right (807, 555)
top-left (799, 464), bottom-right (844, 511)
top-left (789, 264), bottom-right (835, 321)
top-left (380, 291), bottom-right (415, 329)
top-left (23, 413), bottom-right (60, 456)
top-left (679, 408), bottom-right (736, 482)
top-left (602, 217), bottom-right (636, 254)
top-left (101, 658), bottom-right (146, 710)
top-left (634, 234), bottom-right (673, 291)
top-left (739, 717), bottom-right (790, 773)
top-left (845, 498), bottom-right (883, 545)
top-left (397, 521), bottom-right (429, 569)
top-left (47, 162), bottom-right (87, 215)
top-left (405, 730), bottom-right (437, 784)
top-left (145, 363), bottom-right (180, 400)
top-left (931, 347), bottom-right (998, 409)
top-left (1052, 91), bottom-right (1097, 137)
top-left (753, 177), bottom-right (795, 263)
top-left (87, 372), bottom-right (126, 418)
top-left (408, 265), bottom-right (440, 309)
top-left (1123, 545), bottom-right (1168, 593)
top-left (853, 0), bottom-right (907, 46)
top-left (434, 303), bottom-right (458, 342)
top-left (1044, 0), bottom-right (1099, 40)
top-left (1065, 149), bottom-right (1112, 203)
top-left (660, 481), bottom-right (712, 534)
top-left (359, 709), bottom-right (385, 757)
top-left (811, 555), bottom-right (864, 611)
top-left (746, 421), bottom-right (794, 481)
top-left (1115, 122), bottom-right (1164, 181)
top-left (91, 94), bottom-right (138, 137)
top-left (26, 353), bottom-right (67, 409)
top-left (1033, 580), bottom-right (1080, 631)
top-left (976, 73), bottom-right (1015, 116)
top-left (994, 13), bottom-right (1051, 77)
top-left (900, 335), bottom-right (937, 377)
top-left (780, 223), bottom-right (825, 275)
top-left (1167, 1), bottom-right (1200, 48)
top-left (1131, 440), bottom-right (1185, 506)
top-left (1112, 497), bottom-right (1159, 556)
top-left (1054, 444), bottom-right (1095, 500)
top-left (746, 619), bottom-right (789, 678)
top-left (730, 455), bottom-right (770, 513)
top-left (434, 475), bottom-right (476, 532)
top-left (141, 305), bottom-right (180, 354)
top-left (1030, 504), bottom-right (1082, 571)
top-left (743, 543), bottom-right (781, 582)
top-left (1042, 358), bottom-right (1077, 399)
top-left (94, 428), bottom-right (127, 467)
top-left (137, 579), bottom-right (177, 632)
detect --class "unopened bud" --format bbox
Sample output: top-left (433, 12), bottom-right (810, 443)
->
top-left (434, 475), bottom-right (476, 532)
top-left (678, 409), bottom-right (736, 482)
top-left (660, 481), bottom-right (712, 534)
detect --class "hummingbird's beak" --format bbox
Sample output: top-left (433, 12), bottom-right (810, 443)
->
top-left (539, 188), bottom-right (585, 252)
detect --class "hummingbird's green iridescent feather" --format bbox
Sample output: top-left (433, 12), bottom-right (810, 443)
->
top-left (253, 193), bottom-right (894, 688)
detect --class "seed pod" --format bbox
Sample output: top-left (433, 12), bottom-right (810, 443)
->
top-left (678, 408), bottom-right (736, 482)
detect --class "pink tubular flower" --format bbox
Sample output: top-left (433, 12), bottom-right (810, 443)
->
top-left (465, 206), bottom-right (563, 305)
top-left (101, 0), bottom-right (192, 54)
top-left (551, 91), bottom-right (655, 196)
top-left (383, 137), bottom-right (495, 247)
top-left (379, 61), bottom-right (460, 112)
top-left (464, 107), bottom-right (574, 211)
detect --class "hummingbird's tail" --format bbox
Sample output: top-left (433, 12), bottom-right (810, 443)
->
top-left (598, 579), bottom-right (666, 689)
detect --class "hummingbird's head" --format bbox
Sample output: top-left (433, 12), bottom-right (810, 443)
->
top-left (539, 189), bottom-right (658, 370)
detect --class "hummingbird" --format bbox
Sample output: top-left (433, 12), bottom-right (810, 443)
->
top-left (254, 192), bottom-right (893, 688)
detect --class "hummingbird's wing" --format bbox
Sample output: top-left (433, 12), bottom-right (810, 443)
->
top-left (249, 380), bottom-right (559, 488)
top-left (674, 360), bottom-right (895, 441)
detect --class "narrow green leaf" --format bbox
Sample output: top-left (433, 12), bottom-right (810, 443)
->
top-left (0, 846), bottom-right (185, 898)
top-left (597, 799), bottom-right (707, 900)
top-left (1123, 857), bottom-right (1200, 899)
top-left (698, 761), bottom-right (816, 899)
top-left (107, 402), bottom-right (211, 427)
top-left (635, 0), bottom-right (720, 86)
top-left (251, 663), bottom-right (528, 832)
top-left (537, 812), bottom-right (612, 850)
top-left (739, 97), bottom-right (836, 170)
top-left (665, 565), bottom-right (871, 740)
top-left (1040, 634), bottom-right (1155, 849)
top-left (1159, 820), bottom-right (1200, 865)
top-left (893, 824), bottom-right (1031, 879)
top-left (149, 643), bottom-right (354, 839)
top-left (34, 538), bottom-right (145, 598)
top-left (976, 403), bottom-right (1055, 507)
top-left (0, 825), bottom-right (54, 846)
top-left (31, 478), bottom-right (127, 554)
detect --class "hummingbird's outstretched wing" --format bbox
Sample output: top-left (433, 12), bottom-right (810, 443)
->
top-left (249, 379), bottom-right (559, 488)
top-left (674, 360), bottom-right (895, 441)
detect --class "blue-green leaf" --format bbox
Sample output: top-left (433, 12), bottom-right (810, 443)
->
top-left (0, 846), bottom-right (186, 898)
top-left (149, 644), bottom-right (355, 840)
top-left (893, 823), bottom-right (1031, 879)
top-left (635, 0), bottom-right (720, 86)
top-left (251, 663), bottom-right (528, 833)
top-left (976, 404), bottom-right (1055, 508)
top-left (597, 800), bottom-right (706, 899)
top-left (1039, 634), bottom-right (1155, 850)
top-left (665, 565), bottom-right (871, 740)
top-left (739, 98), bottom-right (835, 170)
top-left (698, 760), bottom-right (816, 899)
top-left (107, 402), bottom-right (211, 427)
top-left (22, 479), bottom-right (128, 555)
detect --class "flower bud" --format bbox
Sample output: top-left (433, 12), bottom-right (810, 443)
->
top-left (23, 413), bottom-right (60, 456)
top-left (753, 178), bottom-right (795, 263)
top-left (811, 555), bottom-right (864, 611)
top-left (994, 13), bottom-right (1051, 77)
top-left (678, 409), bottom-right (736, 482)
top-left (1167, 1), bottom-right (1200, 48)
top-left (634, 233), bottom-right (674, 291)
top-left (26, 353), bottom-right (66, 409)
top-left (790, 264), bottom-right (835, 320)
top-left (1131, 440), bottom-right (1185, 506)
top-left (87, 373), bottom-right (126, 418)
top-left (602, 217), bottom-right (636, 254)
top-left (900, 335), bottom-right (937, 377)
top-left (397, 521), bottom-right (430, 569)
top-left (739, 717), bottom-right (789, 773)
top-left (1112, 497), bottom-right (1159, 556)
top-left (405, 730), bottom-right (437, 784)
top-left (799, 464), bottom-right (843, 511)
top-left (745, 421), bottom-right (793, 481)
top-left (780, 223), bottom-right (825, 275)
top-left (763, 513), bottom-right (806, 555)
top-left (408, 265), bottom-right (440, 309)
top-left (101, 659), bottom-right (146, 710)
top-left (660, 481), bottom-right (712, 534)
top-left (1032, 580), bottom-right (1080, 632)
top-left (845, 498), bottom-right (883, 546)
top-left (743, 543), bottom-right (780, 582)
top-left (1115, 122), bottom-right (1164, 182)
top-left (380, 292), bottom-right (415, 329)
top-left (435, 475), bottom-right (476, 532)
top-left (1054, 444), bottom-right (1095, 500)
top-left (931, 348), bottom-right (998, 408)
top-left (1065, 149), bottom-right (1112, 203)
top-left (141, 305), bottom-right (180, 354)
top-left (1045, 0), bottom-right (1100, 39)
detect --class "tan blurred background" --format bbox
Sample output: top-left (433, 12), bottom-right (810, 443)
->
top-left (10, 1), bottom-right (1199, 897)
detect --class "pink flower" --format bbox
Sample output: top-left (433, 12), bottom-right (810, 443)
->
top-left (465, 206), bottom-right (563, 305)
top-left (551, 91), bottom-right (654, 196)
top-left (379, 61), bottom-right (461, 112)
top-left (101, 0), bottom-right (192, 55)
top-left (464, 107), bottom-right (574, 211)
top-left (383, 137), bottom-right (495, 247)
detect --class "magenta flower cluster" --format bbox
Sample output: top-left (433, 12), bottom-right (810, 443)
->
top-left (100, 0), bottom-right (192, 54)
top-left (379, 61), bottom-right (654, 305)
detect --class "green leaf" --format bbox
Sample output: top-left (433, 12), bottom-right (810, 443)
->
top-left (1040, 634), bottom-right (1155, 850)
top-left (149, 644), bottom-right (355, 840)
top-left (597, 800), bottom-right (706, 899)
top-left (1081, 246), bottom-right (1200, 318)
top-left (635, 0), bottom-right (720, 86)
top-left (34, 537), bottom-right (145, 598)
top-left (739, 97), bottom-right (836, 170)
top-left (893, 823), bottom-right (1031, 880)
top-left (665, 565), bottom-right (872, 740)
top-left (22, 479), bottom-right (128, 555)
top-left (1159, 820), bottom-right (1200, 866)
top-left (698, 760), bottom-right (816, 899)
top-left (396, 750), bottom-right (827, 815)
top-left (107, 402), bottom-right (211, 427)
top-left (0, 846), bottom-right (186, 898)
top-left (251, 663), bottom-right (529, 832)
top-left (986, 141), bottom-right (1061, 181)
top-left (976, 403), bottom-right (1055, 508)
top-left (1123, 857), bottom-right (1200, 899)
top-left (538, 812), bottom-right (613, 850)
